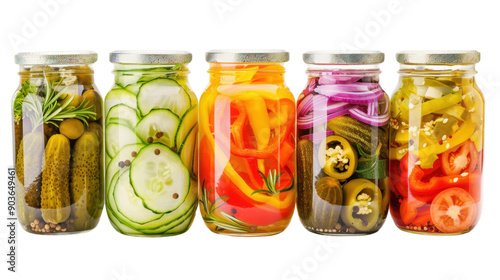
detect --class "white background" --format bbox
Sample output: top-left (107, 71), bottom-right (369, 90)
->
top-left (0, 0), bottom-right (498, 279)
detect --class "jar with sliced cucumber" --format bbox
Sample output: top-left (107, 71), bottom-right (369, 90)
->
top-left (297, 51), bottom-right (390, 235)
top-left (389, 51), bottom-right (484, 235)
top-left (105, 51), bottom-right (198, 236)
top-left (12, 52), bottom-right (104, 234)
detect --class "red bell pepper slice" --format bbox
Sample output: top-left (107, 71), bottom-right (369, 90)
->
top-left (409, 165), bottom-right (482, 196)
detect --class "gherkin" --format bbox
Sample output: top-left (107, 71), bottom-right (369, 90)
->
top-left (41, 134), bottom-right (71, 224)
top-left (70, 132), bottom-right (102, 230)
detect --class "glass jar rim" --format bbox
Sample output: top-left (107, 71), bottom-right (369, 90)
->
top-left (110, 50), bottom-right (192, 64)
top-left (206, 49), bottom-right (289, 63)
top-left (15, 51), bottom-right (97, 65)
top-left (396, 50), bottom-right (480, 65)
top-left (303, 50), bottom-right (384, 65)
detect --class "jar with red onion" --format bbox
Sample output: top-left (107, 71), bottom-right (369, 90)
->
top-left (296, 51), bottom-right (390, 235)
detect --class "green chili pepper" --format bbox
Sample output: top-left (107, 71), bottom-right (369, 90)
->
top-left (340, 179), bottom-right (382, 231)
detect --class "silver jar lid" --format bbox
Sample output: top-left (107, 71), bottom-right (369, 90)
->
top-left (110, 50), bottom-right (192, 64)
top-left (15, 51), bottom-right (97, 65)
top-left (397, 51), bottom-right (480, 65)
top-left (206, 50), bottom-right (289, 63)
top-left (303, 51), bottom-right (384, 64)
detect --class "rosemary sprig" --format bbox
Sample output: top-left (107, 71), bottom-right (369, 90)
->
top-left (21, 77), bottom-right (96, 131)
top-left (200, 181), bottom-right (255, 233)
top-left (251, 169), bottom-right (294, 196)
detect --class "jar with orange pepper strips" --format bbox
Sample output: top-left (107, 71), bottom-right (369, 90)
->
top-left (199, 50), bottom-right (295, 236)
top-left (389, 51), bottom-right (484, 235)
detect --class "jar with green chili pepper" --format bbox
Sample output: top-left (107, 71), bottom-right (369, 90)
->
top-left (297, 51), bottom-right (390, 235)
top-left (198, 50), bottom-right (296, 236)
top-left (389, 51), bottom-right (484, 235)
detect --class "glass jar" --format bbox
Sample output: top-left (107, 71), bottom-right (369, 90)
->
top-left (12, 52), bottom-right (104, 234)
top-left (199, 50), bottom-right (296, 236)
top-left (105, 51), bottom-right (198, 236)
top-left (389, 51), bottom-right (484, 235)
top-left (297, 51), bottom-right (390, 235)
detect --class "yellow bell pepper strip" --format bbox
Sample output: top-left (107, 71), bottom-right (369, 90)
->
top-left (229, 98), bottom-right (294, 159)
top-left (389, 147), bottom-right (407, 160)
top-left (217, 84), bottom-right (280, 97)
top-left (230, 100), bottom-right (246, 149)
top-left (243, 95), bottom-right (270, 173)
top-left (199, 90), bottom-right (294, 209)
top-left (269, 104), bottom-right (289, 129)
top-left (400, 88), bottom-right (463, 120)
top-left (218, 66), bottom-right (259, 84)
top-left (462, 86), bottom-right (484, 116)
top-left (413, 114), bottom-right (476, 167)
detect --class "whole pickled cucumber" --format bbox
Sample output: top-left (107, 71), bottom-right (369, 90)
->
top-left (41, 134), bottom-right (71, 224)
top-left (14, 120), bottom-right (23, 157)
top-left (312, 177), bottom-right (343, 229)
top-left (86, 122), bottom-right (104, 211)
top-left (327, 116), bottom-right (388, 159)
top-left (86, 122), bottom-right (102, 142)
top-left (297, 139), bottom-right (314, 222)
top-left (15, 132), bottom-right (45, 208)
top-left (70, 132), bottom-right (101, 230)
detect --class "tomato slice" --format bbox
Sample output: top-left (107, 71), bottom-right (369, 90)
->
top-left (441, 140), bottom-right (478, 176)
top-left (430, 188), bottom-right (477, 233)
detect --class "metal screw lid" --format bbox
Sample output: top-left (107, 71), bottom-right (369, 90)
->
top-left (15, 51), bottom-right (98, 65)
top-left (396, 50), bottom-right (480, 65)
top-left (303, 51), bottom-right (384, 65)
top-left (206, 50), bottom-right (289, 63)
top-left (110, 50), bottom-right (192, 64)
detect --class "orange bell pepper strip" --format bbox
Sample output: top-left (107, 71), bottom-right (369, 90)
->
top-left (199, 89), bottom-right (295, 209)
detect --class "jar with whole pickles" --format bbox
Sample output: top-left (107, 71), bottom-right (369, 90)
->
top-left (389, 51), bottom-right (484, 235)
top-left (12, 52), bottom-right (104, 234)
top-left (297, 51), bottom-right (390, 235)
top-left (105, 51), bottom-right (198, 236)
top-left (199, 50), bottom-right (296, 236)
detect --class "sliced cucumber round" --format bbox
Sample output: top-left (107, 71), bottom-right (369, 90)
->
top-left (137, 78), bottom-right (191, 117)
top-left (175, 104), bottom-right (198, 149)
top-left (164, 209), bottom-right (196, 234)
top-left (107, 207), bottom-right (141, 235)
top-left (130, 143), bottom-right (190, 213)
top-left (108, 171), bottom-right (197, 233)
top-left (138, 178), bottom-right (197, 234)
top-left (106, 143), bottom-right (145, 188)
top-left (105, 88), bottom-right (137, 113)
top-left (125, 83), bottom-right (143, 95)
top-left (114, 170), bottom-right (163, 224)
top-left (135, 109), bottom-right (179, 148)
top-left (192, 132), bottom-right (198, 178)
top-left (105, 123), bottom-right (141, 158)
top-left (116, 74), bottom-right (141, 88)
top-left (106, 104), bottom-right (140, 129)
top-left (141, 202), bottom-right (196, 235)
top-left (179, 124), bottom-right (198, 178)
